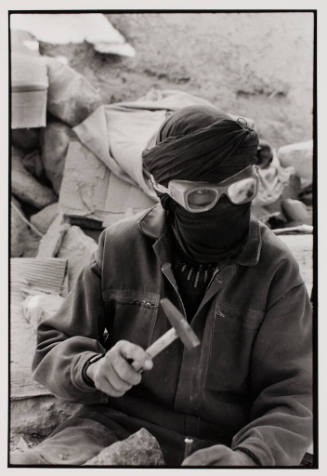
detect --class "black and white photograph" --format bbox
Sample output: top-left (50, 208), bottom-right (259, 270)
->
top-left (6, 6), bottom-right (318, 470)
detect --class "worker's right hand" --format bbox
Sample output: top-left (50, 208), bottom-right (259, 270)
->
top-left (85, 340), bottom-right (153, 397)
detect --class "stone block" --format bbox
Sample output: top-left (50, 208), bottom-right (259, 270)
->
top-left (58, 226), bottom-right (98, 291)
top-left (11, 146), bottom-right (57, 209)
top-left (11, 395), bottom-right (82, 438)
top-left (10, 197), bottom-right (34, 257)
top-left (11, 53), bottom-right (48, 129)
top-left (40, 121), bottom-right (75, 194)
top-left (278, 141), bottom-right (313, 187)
top-left (30, 202), bottom-right (59, 234)
top-left (21, 149), bottom-right (44, 179)
top-left (84, 428), bottom-right (165, 466)
top-left (45, 57), bottom-right (102, 127)
top-left (37, 214), bottom-right (70, 258)
top-left (11, 128), bottom-right (40, 151)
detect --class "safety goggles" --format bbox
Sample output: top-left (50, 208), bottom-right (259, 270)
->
top-left (151, 165), bottom-right (259, 213)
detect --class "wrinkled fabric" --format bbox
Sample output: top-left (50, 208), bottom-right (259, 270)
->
top-left (31, 205), bottom-right (312, 466)
top-left (142, 106), bottom-right (258, 186)
top-left (165, 196), bottom-right (251, 263)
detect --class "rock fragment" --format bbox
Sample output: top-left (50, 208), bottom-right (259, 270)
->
top-left (45, 57), bottom-right (102, 127)
top-left (30, 203), bottom-right (59, 234)
top-left (84, 428), bottom-right (165, 466)
top-left (40, 121), bottom-right (75, 194)
top-left (11, 146), bottom-right (56, 209)
top-left (10, 197), bottom-right (34, 257)
top-left (11, 128), bottom-right (40, 151)
top-left (57, 226), bottom-right (98, 291)
top-left (21, 149), bottom-right (44, 179)
top-left (278, 140), bottom-right (313, 187)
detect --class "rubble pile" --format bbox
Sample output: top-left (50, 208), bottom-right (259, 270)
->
top-left (9, 15), bottom-right (314, 462)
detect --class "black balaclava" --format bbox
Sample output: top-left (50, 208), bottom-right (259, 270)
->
top-left (142, 105), bottom-right (259, 265)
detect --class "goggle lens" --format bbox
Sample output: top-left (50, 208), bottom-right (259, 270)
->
top-left (187, 189), bottom-right (217, 209)
top-left (228, 177), bottom-right (257, 204)
top-left (185, 176), bottom-right (257, 211)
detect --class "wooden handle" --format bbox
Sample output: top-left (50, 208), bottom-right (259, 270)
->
top-left (131, 327), bottom-right (178, 372)
top-left (145, 327), bottom-right (178, 358)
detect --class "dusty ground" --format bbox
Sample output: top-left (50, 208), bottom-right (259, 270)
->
top-left (41, 12), bottom-right (314, 149)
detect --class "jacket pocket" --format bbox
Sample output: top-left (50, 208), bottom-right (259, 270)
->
top-left (104, 289), bottom-right (160, 350)
top-left (205, 304), bottom-right (263, 392)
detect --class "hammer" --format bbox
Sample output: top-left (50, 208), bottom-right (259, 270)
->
top-left (132, 298), bottom-right (200, 371)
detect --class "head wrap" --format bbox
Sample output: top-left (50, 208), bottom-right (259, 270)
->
top-left (142, 105), bottom-right (258, 186)
top-left (142, 105), bottom-right (259, 264)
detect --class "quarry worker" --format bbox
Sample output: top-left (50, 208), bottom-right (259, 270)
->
top-left (12, 106), bottom-right (312, 466)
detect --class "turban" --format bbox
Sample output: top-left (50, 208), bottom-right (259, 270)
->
top-left (142, 105), bottom-right (259, 186)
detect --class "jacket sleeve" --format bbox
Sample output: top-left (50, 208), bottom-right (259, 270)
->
top-left (32, 231), bottom-right (109, 403)
top-left (231, 260), bottom-right (313, 466)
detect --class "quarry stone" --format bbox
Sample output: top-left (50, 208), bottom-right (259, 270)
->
top-left (12, 146), bottom-right (56, 209)
top-left (40, 121), bottom-right (75, 194)
top-left (45, 57), bottom-right (102, 127)
top-left (30, 202), bottom-right (59, 234)
top-left (84, 428), bottom-right (165, 466)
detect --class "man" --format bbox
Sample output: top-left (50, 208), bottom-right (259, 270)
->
top-left (12, 106), bottom-right (312, 466)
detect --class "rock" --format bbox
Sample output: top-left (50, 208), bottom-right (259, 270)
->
top-left (10, 29), bottom-right (40, 57)
top-left (58, 226), bottom-right (98, 291)
top-left (37, 214), bottom-right (70, 258)
top-left (281, 198), bottom-right (311, 225)
top-left (84, 428), bottom-right (165, 466)
top-left (10, 197), bottom-right (34, 257)
top-left (277, 141), bottom-right (313, 187)
top-left (45, 57), bottom-right (102, 127)
top-left (21, 149), bottom-right (44, 179)
top-left (37, 216), bottom-right (97, 291)
top-left (40, 121), bottom-right (75, 194)
top-left (11, 54), bottom-right (48, 129)
top-left (11, 146), bottom-right (57, 209)
top-left (278, 234), bottom-right (313, 294)
top-left (22, 293), bottom-right (64, 331)
top-left (11, 128), bottom-right (40, 151)
top-left (30, 203), bottom-right (59, 234)
top-left (11, 395), bottom-right (82, 437)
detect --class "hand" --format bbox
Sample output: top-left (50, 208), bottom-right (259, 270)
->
top-left (182, 444), bottom-right (257, 466)
top-left (86, 340), bottom-right (153, 397)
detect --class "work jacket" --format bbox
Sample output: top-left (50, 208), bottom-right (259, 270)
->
top-left (32, 204), bottom-right (313, 466)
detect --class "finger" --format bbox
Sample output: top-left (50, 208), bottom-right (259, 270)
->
top-left (118, 341), bottom-right (153, 371)
top-left (182, 445), bottom-right (230, 466)
top-left (106, 360), bottom-right (135, 392)
top-left (95, 373), bottom-right (128, 397)
top-left (111, 352), bottom-right (142, 386)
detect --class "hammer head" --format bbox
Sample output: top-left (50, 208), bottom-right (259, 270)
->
top-left (160, 298), bottom-right (200, 350)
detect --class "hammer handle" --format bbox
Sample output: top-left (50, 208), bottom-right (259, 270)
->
top-left (146, 327), bottom-right (178, 358)
top-left (131, 327), bottom-right (177, 372)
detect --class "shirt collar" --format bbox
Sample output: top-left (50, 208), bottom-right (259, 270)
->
top-left (138, 205), bottom-right (262, 267)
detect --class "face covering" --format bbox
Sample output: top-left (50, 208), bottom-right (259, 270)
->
top-left (142, 105), bottom-right (259, 264)
top-left (162, 194), bottom-right (251, 264)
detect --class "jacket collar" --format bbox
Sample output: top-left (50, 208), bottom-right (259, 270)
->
top-left (138, 204), bottom-right (262, 267)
